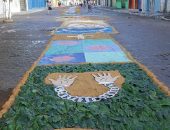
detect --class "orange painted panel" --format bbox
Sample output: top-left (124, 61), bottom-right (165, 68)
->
top-left (129, 0), bottom-right (138, 9)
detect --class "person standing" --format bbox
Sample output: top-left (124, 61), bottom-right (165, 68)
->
top-left (83, 0), bottom-right (86, 7)
top-left (88, 0), bottom-right (92, 12)
top-left (47, 0), bottom-right (52, 14)
top-left (58, 1), bottom-right (61, 7)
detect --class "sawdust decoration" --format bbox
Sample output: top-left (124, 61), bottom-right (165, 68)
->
top-left (56, 16), bottom-right (109, 21)
top-left (45, 71), bottom-right (124, 103)
top-left (56, 20), bottom-right (119, 34)
top-left (52, 33), bottom-right (112, 40)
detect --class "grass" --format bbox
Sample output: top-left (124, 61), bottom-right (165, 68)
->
top-left (0, 63), bottom-right (170, 130)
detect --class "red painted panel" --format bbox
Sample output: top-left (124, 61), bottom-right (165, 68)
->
top-left (129, 0), bottom-right (138, 9)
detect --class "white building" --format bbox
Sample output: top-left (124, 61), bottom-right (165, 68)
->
top-left (0, 0), bottom-right (5, 18)
top-left (0, 0), bottom-right (21, 18)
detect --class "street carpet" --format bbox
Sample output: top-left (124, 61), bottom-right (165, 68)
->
top-left (0, 7), bottom-right (170, 130)
top-left (38, 39), bottom-right (131, 65)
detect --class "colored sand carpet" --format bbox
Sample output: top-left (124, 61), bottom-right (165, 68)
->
top-left (38, 39), bottom-right (131, 65)
top-left (55, 27), bottom-right (113, 34)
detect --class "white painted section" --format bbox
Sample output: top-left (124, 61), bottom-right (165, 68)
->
top-left (0, 0), bottom-right (21, 18)
top-left (160, 0), bottom-right (170, 12)
top-left (101, 0), bottom-right (105, 6)
top-left (160, 0), bottom-right (164, 12)
top-left (0, 0), bottom-right (5, 18)
top-left (141, 0), bottom-right (145, 12)
top-left (25, 0), bottom-right (29, 11)
top-left (11, 0), bottom-right (21, 12)
top-left (167, 0), bottom-right (170, 12)
top-left (4, 0), bottom-right (21, 13)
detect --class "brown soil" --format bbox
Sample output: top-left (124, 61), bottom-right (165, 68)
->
top-left (52, 33), bottom-right (112, 40)
top-left (56, 16), bottom-right (109, 22)
top-left (45, 70), bottom-right (125, 97)
top-left (0, 89), bottom-right (12, 110)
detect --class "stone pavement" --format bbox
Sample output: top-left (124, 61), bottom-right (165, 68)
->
top-left (0, 8), bottom-right (63, 108)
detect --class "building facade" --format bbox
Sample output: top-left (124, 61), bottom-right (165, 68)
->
top-left (0, 0), bottom-right (21, 18)
top-left (0, 0), bottom-right (47, 18)
top-left (97, 0), bottom-right (170, 13)
top-left (0, 0), bottom-right (4, 18)
top-left (160, 0), bottom-right (170, 12)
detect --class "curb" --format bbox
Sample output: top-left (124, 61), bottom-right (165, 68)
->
top-left (13, 8), bottom-right (46, 16)
top-left (0, 8), bottom-right (46, 23)
top-left (96, 7), bottom-right (168, 20)
top-left (161, 16), bottom-right (170, 21)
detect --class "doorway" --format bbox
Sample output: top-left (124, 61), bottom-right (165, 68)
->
top-left (20, 0), bottom-right (26, 11)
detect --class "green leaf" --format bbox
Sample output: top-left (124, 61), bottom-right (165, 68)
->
top-left (159, 99), bottom-right (170, 106)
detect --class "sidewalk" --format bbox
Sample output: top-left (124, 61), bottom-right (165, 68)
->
top-left (13, 8), bottom-right (46, 16)
top-left (96, 6), bottom-right (170, 20)
top-left (0, 8), bottom-right (62, 108)
top-left (0, 8), bottom-right (46, 23)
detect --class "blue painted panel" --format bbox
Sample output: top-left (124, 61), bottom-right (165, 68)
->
top-left (145, 0), bottom-right (150, 11)
top-left (154, 0), bottom-right (160, 12)
top-left (28, 0), bottom-right (46, 10)
top-left (82, 39), bottom-right (122, 52)
top-left (138, 0), bottom-right (142, 9)
top-left (85, 52), bottom-right (130, 63)
top-left (45, 40), bottom-right (83, 55)
top-left (38, 39), bottom-right (131, 66)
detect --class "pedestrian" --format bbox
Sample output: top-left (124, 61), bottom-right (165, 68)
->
top-left (47, 0), bottom-right (52, 14)
top-left (83, 0), bottom-right (86, 7)
top-left (58, 1), bottom-right (61, 7)
top-left (88, 1), bottom-right (92, 12)
top-left (80, 3), bottom-right (83, 7)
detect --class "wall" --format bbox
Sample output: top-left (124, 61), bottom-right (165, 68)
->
top-left (100, 0), bottom-right (105, 6)
top-left (11, 0), bottom-right (21, 13)
top-left (160, 0), bottom-right (170, 12)
top-left (20, 0), bottom-right (27, 11)
top-left (0, 0), bottom-right (4, 18)
top-left (154, 0), bottom-right (160, 12)
top-left (141, 0), bottom-right (145, 12)
top-left (0, 0), bottom-right (21, 18)
top-left (112, 0), bottom-right (116, 8)
top-left (167, 0), bottom-right (170, 12)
